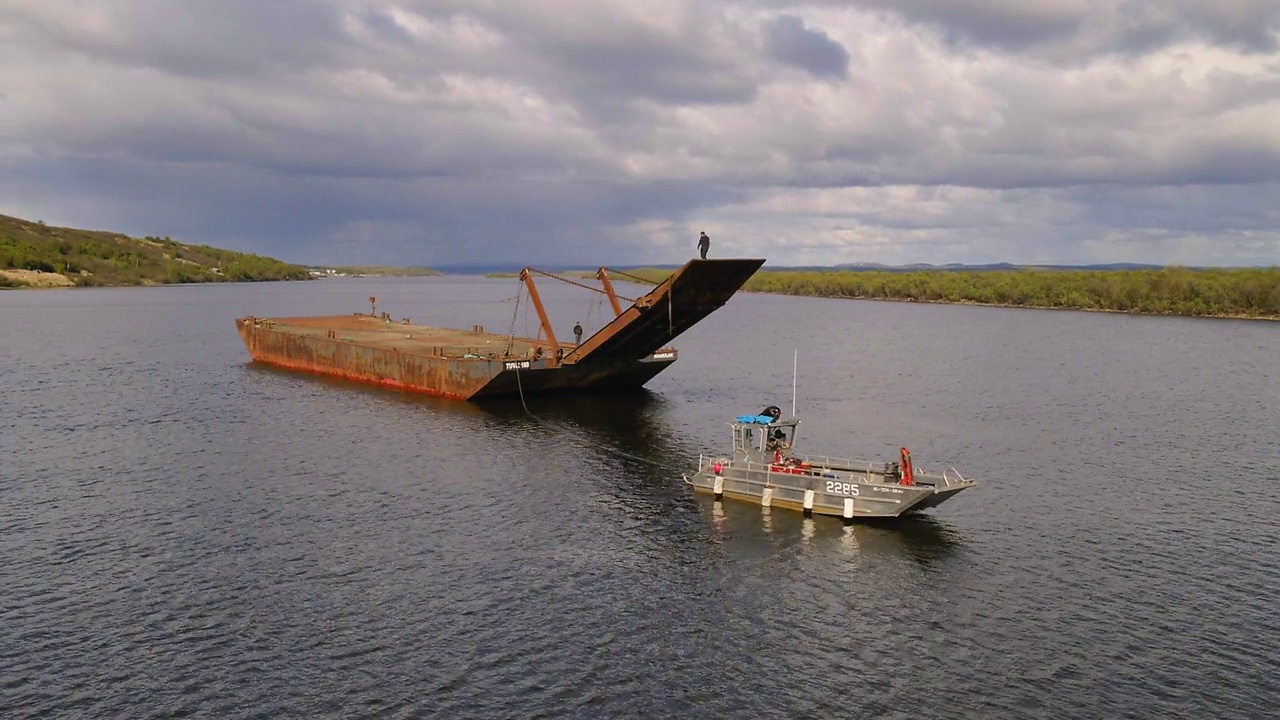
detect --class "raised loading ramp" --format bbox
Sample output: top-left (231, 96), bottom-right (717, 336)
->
top-left (572, 258), bottom-right (765, 363)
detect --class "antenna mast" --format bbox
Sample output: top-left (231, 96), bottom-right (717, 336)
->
top-left (791, 349), bottom-right (797, 419)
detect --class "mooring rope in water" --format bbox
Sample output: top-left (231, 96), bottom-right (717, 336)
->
top-left (514, 366), bottom-right (531, 416)
top-left (508, 377), bottom-right (690, 474)
top-left (504, 279), bottom-right (523, 357)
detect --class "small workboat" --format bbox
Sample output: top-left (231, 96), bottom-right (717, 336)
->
top-left (684, 405), bottom-right (976, 520)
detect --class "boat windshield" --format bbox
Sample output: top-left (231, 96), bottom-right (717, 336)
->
top-left (733, 421), bottom-right (796, 454)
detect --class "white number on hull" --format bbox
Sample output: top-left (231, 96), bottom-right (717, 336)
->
top-left (825, 481), bottom-right (859, 496)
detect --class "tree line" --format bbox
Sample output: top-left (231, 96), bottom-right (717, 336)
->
top-left (615, 265), bottom-right (1280, 319)
top-left (744, 267), bottom-right (1280, 318)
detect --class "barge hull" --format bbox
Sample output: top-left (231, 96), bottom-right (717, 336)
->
top-left (237, 318), bottom-right (496, 399)
top-left (236, 258), bottom-right (764, 400)
top-left (238, 318), bottom-right (683, 400)
top-left (468, 358), bottom-right (676, 398)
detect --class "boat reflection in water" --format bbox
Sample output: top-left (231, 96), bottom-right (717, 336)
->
top-left (701, 494), bottom-right (964, 566)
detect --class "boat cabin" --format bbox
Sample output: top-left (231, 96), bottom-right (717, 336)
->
top-left (731, 409), bottom-right (800, 463)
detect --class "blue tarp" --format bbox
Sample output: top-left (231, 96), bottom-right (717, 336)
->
top-left (735, 414), bottom-right (775, 425)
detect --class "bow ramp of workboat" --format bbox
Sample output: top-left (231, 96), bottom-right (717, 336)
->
top-left (572, 258), bottom-right (765, 364)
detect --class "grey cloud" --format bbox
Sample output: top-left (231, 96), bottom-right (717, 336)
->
top-left (835, 0), bottom-right (1280, 55)
top-left (462, 5), bottom-right (763, 114)
top-left (842, 0), bottom-right (1088, 49)
top-left (354, 6), bottom-right (416, 44)
top-left (529, 38), bottom-right (759, 110)
top-left (1, 0), bottom-right (1277, 268)
top-left (3, 152), bottom-right (732, 267)
top-left (804, 142), bottom-right (1280, 193)
top-left (1109, 0), bottom-right (1280, 54)
top-left (7, 0), bottom-right (349, 78)
top-left (1070, 184), bottom-right (1280, 235)
top-left (724, 184), bottom-right (1279, 267)
top-left (763, 15), bottom-right (851, 79)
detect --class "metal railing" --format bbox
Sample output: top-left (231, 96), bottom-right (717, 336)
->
top-left (699, 454), bottom-right (886, 485)
top-left (940, 467), bottom-right (971, 488)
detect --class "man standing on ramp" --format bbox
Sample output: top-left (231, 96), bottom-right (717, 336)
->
top-left (697, 231), bottom-right (710, 259)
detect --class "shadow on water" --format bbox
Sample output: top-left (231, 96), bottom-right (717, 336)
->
top-left (858, 514), bottom-right (965, 563)
top-left (244, 362), bottom-right (696, 484)
top-left (475, 392), bottom-right (700, 464)
top-left (265, 365), bottom-right (699, 474)
top-left (469, 392), bottom-right (713, 512)
top-left (244, 363), bottom-right (686, 463)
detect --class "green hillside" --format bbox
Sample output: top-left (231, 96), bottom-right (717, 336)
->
top-left (0, 214), bottom-right (311, 288)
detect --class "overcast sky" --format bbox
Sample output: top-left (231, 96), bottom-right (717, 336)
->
top-left (3, 1), bottom-right (1279, 267)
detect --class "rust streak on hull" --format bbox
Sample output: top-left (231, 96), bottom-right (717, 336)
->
top-left (242, 344), bottom-right (472, 400)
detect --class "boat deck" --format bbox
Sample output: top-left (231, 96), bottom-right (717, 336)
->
top-left (248, 315), bottom-right (552, 359)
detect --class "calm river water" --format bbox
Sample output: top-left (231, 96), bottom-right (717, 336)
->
top-left (3, 276), bottom-right (1278, 719)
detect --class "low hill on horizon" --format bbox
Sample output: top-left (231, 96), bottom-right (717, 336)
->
top-left (1, 214), bottom-right (311, 288)
top-left (307, 265), bottom-right (443, 277)
top-left (439, 260), bottom-right (1207, 276)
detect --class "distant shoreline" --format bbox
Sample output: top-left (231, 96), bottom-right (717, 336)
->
top-left (774, 292), bottom-right (1280, 322)
top-left (498, 265), bottom-right (1280, 322)
top-left (743, 267), bottom-right (1280, 322)
top-left (10, 278), bottom-right (1273, 321)
top-left (11, 262), bottom-right (1277, 323)
top-left (0, 268), bottom-right (312, 290)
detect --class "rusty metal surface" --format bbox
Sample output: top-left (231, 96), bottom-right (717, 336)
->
top-left (235, 315), bottom-right (671, 400)
top-left (571, 258), bottom-right (764, 363)
top-left (597, 269), bottom-right (625, 317)
top-left (520, 269), bottom-right (561, 364)
top-left (236, 316), bottom-right (515, 399)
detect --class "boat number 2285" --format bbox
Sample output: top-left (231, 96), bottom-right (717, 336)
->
top-left (825, 481), bottom-right (859, 496)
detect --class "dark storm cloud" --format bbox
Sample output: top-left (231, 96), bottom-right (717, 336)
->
top-left (762, 15), bottom-right (850, 79)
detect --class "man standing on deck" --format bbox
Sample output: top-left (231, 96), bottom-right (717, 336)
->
top-left (573, 322), bottom-right (583, 346)
top-left (697, 231), bottom-right (710, 259)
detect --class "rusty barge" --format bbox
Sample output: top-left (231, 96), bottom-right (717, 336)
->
top-left (236, 258), bottom-right (764, 400)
